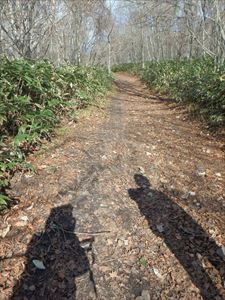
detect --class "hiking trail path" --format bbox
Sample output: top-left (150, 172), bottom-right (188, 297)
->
top-left (1, 73), bottom-right (225, 300)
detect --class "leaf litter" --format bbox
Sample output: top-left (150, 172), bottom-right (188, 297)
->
top-left (0, 73), bottom-right (224, 300)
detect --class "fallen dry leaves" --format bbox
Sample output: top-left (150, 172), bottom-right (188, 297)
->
top-left (0, 73), bottom-right (224, 300)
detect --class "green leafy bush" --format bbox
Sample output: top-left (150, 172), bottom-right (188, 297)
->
top-left (113, 59), bottom-right (225, 126)
top-left (0, 58), bottom-right (112, 209)
top-left (112, 63), bottom-right (140, 73)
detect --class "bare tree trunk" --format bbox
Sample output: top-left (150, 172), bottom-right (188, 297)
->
top-left (108, 36), bottom-right (111, 73)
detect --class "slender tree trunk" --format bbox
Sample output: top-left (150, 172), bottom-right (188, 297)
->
top-left (108, 36), bottom-right (111, 74)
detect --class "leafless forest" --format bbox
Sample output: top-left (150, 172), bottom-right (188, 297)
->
top-left (0, 0), bottom-right (225, 67)
top-left (0, 1), bottom-right (225, 300)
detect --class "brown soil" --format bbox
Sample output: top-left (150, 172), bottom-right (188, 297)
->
top-left (0, 73), bottom-right (225, 300)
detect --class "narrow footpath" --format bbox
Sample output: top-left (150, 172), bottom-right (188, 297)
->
top-left (0, 73), bottom-right (224, 300)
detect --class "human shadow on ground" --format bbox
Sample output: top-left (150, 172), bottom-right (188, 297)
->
top-left (11, 204), bottom-right (95, 300)
top-left (128, 174), bottom-right (225, 300)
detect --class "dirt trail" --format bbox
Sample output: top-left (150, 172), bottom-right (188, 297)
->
top-left (0, 73), bottom-right (225, 300)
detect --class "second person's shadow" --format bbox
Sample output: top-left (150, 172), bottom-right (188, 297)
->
top-left (11, 204), bottom-right (95, 300)
top-left (128, 174), bottom-right (225, 300)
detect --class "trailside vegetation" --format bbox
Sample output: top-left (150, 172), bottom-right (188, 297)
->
top-left (112, 59), bottom-right (225, 127)
top-left (0, 58), bottom-right (112, 208)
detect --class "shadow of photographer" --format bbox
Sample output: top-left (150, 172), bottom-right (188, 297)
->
top-left (11, 204), bottom-right (95, 300)
top-left (128, 174), bottom-right (225, 300)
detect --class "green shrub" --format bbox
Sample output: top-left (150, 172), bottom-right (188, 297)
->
top-left (112, 63), bottom-right (141, 74)
top-left (0, 58), bottom-right (112, 209)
